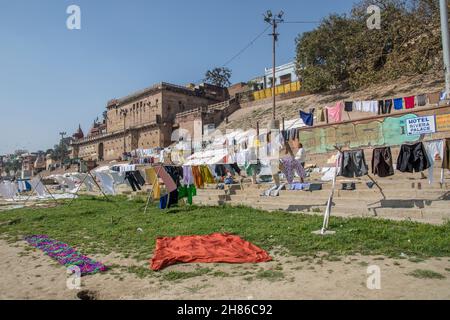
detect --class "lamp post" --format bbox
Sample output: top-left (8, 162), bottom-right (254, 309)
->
top-left (439, 0), bottom-right (450, 98)
top-left (59, 131), bottom-right (66, 167)
top-left (120, 109), bottom-right (128, 155)
top-left (264, 10), bottom-right (284, 127)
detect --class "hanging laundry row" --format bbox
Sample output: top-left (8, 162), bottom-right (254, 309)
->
top-left (339, 138), bottom-right (450, 185)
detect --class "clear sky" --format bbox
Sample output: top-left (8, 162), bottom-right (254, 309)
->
top-left (0, 0), bottom-right (355, 154)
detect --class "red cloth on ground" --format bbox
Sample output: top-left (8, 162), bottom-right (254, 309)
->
top-left (404, 96), bottom-right (415, 109)
top-left (150, 233), bottom-right (272, 271)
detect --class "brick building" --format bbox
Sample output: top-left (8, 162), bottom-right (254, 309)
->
top-left (71, 82), bottom-right (229, 161)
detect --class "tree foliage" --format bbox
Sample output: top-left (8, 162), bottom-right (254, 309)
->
top-left (295, 0), bottom-right (442, 93)
top-left (204, 67), bottom-right (232, 87)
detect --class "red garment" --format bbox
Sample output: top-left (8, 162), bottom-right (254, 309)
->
top-left (150, 233), bottom-right (272, 270)
top-left (404, 96), bottom-right (415, 109)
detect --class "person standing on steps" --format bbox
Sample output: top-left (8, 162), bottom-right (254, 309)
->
top-left (295, 143), bottom-right (306, 183)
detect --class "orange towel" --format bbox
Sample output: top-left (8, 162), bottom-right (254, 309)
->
top-left (150, 233), bottom-right (272, 270)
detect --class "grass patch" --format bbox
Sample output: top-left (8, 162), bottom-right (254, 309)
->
top-left (255, 270), bottom-right (285, 282)
top-left (407, 269), bottom-right (446, 280)
top-left (408, 257), bottom-right (425, 263)
top-left (1, 196), bottom-right (450, 266)
top-left (162, 268), bottom-right (212, 281)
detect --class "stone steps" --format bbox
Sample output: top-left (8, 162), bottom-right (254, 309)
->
top-left (192, 198), bottom-right (448, 225)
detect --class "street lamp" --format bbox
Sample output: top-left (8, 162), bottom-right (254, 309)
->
top-left (59, 131), bottom-right (66, 166)
top-left (264, 10), bottom-right (284, 125)
top-left (120, 109), bottom-right (128, 155)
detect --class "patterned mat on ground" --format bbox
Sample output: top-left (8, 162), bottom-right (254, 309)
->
top-left (25, 235), bottom-right (107, 276)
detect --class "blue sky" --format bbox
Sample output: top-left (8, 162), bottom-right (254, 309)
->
top-left (0, 0), bottom-right (355, 154)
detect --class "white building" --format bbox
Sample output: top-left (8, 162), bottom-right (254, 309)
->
top-left (249, 61), bottom-right (298, 90)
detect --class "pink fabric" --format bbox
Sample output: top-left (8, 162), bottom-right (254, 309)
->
top-left (154, 166), bottom-right (177, 193)
top-left (404, 96), bottom-right (415, 109)
top-left (326, 101), bottom-right (343, 123)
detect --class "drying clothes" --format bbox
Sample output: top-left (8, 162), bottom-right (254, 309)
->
top-left (154, 166), bottom-right (177, 193)
top-left (125, 171), bottom-right (142, 192)
top-left (416, 94), bottom-right (427, 107)
top-left (178, 184), bottom-right (197, 205)
top-left (393, 98), bottom-right (403, 110)
top-left (261, 185), bottom-right (278, 197)
top-left (159, 190), bottom-right (178, 209)
top-left (377, 100), bottom-right (384, 115)
top-left (443, 139), bottom-right (450, 170)
top-left (404, 96), bottom-right (415, 109)
top-left (109, 171), bottom-right (126, 186)
top-left (182, 166), bottom-right (194, 185)
top-left (0, 181), bottom-right (17, 199)
top-left (268, 183), bottom-right (285, 196)
top-left (344, 101), bottom-right (353, 112)
top-left (279, 156), bottom-right (305, 184)
top-left (245, 162), bottom-right (262, 176)
top-left (229, 163), bottom-right (241, 175)
top-left (95, 172), bottom-right (115, 195)
top-left (320, 167), bottom-right (337, 182)
top-left (159, 193), bottom-right (168, 209)
top-left (396, 142), bottom-right (430, 173)
top-left (168, 190), bottom-right (178, 207)
top-left (191, 166), bottom-right (204, 189)
top-left (379, 99), bottom-right (392, 114)
top-left (317, 107), bottom-right (326, 122)
top-left (199, 165), bottom-right (215, 184)
top-left (427, 91), bottom-right (441, 105)
top-left (354, 101), bottom-right (378, 113)
top-left (372, 147), bottom-right (394, 177)
top-left (164, 166), bottom-right (183, 187)
top-left (150, 233), bottom-right (272, 271)
top-left (25, 235), bottom-right (106, 276)
top-left (341, 150), bottom-right (368, 178)
top-left (326, 101), bottom-right (343, 123)
top-left (30, 178), bottom-right (48, 197)
top-left (145, 167), bottom-right (161, 200)
top-left (299, 110), bottom-right (314, 126)
top-left (424, 140), bottom-right (444, 184)
top-left (288, 182), bottom-right (311, 190)
top-left (214, 164), bottom-right (227, 177)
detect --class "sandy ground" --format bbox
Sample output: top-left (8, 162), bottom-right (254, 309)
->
top-left (1, 239), bottom-right (449, 300)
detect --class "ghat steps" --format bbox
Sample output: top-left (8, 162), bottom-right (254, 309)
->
top-left (192, 169), bottom-right (450, 225)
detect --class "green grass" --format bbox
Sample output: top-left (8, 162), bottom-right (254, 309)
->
top-left (407, 269), bottom-right (446, 280)
top-left (162, 268), bottom-right (212, 281)
top-left (255, 270), bottom-right (285, 281)
top-left (1, 196), bottom-right (450, 265)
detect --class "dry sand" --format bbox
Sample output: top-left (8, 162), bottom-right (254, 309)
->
top-left (1, 239), bottom-right (449, 300)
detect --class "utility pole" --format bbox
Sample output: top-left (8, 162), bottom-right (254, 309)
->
top-left (439, 0), bottom-right (450, 99)
top-left (264, 10), bottom-right (284, 127)
top-left (59, 131), bottom-right (66, 167)
top-left (120, 109), bottom-right (128, 156)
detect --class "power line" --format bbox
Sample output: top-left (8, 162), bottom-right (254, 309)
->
top-left (193, 25), bottom-right (271, 83)
top-left (222, 25), bottom-right (271, 67)
top-left (281, 20), bottom-right (321, 24)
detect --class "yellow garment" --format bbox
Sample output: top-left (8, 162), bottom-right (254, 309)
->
top-left (199, 165), bottom-right (215, 184)
top-left (145, 167), bottom-right (160, 200)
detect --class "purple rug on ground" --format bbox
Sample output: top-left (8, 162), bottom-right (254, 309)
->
top-left (25, 235), bottom-right (107, 276)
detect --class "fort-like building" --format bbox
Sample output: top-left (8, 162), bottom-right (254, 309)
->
top-left (71, 82), bottom-right (231, 161)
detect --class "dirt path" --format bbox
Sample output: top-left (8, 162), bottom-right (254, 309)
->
top-left (1, 239), bottom-right (449, 300)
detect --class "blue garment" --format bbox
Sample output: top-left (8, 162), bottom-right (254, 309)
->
top-left (159, 194), bottom-right (168, 209)
top-left (300, 111), bottom-right (314, 126)
top-left (393, 98), bottom-right (403, 110)
top-left (289, 183), bottom-right (310, 190)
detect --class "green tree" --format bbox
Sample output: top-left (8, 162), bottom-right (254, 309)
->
top-left (295, 0), bottom-right (442, 93)
top-left (204, 67), bottom-right (232, 87)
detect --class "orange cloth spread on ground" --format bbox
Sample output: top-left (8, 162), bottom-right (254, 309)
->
top-left (150, 233), bottom-right (272, 271)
